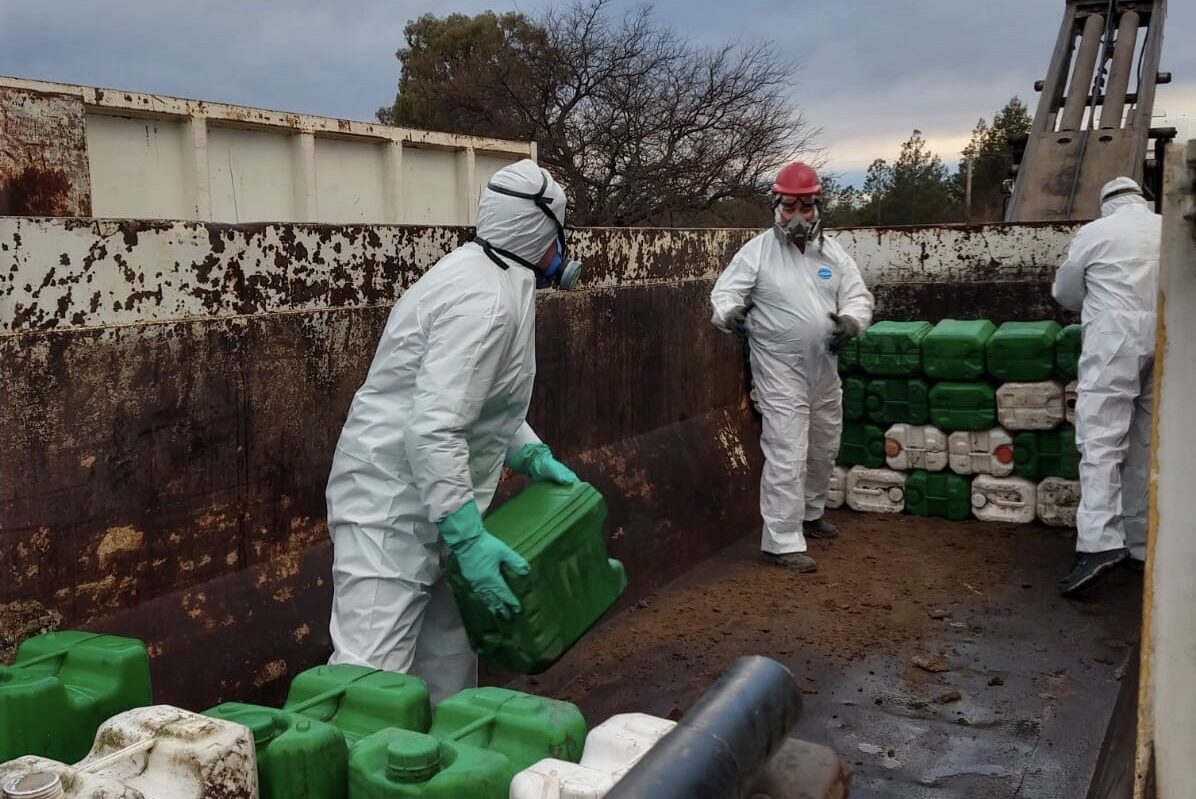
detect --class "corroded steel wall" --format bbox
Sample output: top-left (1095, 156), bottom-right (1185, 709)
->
top-left (0, 87), bottom-right (91, 217)
top-left (0, 217), bottom-right (1079, 708)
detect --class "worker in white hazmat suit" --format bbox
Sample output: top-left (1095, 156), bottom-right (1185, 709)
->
top-left (710, 162), bottom-right (874, 573)
top-left (326, 159), bottom-right (583, 701)
top-left (1053, 176), bottom-right (1159, 595)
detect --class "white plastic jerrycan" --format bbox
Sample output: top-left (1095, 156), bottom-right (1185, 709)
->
top-left (511, 713), bottom-right (676, 799)
top-left (1065, 380), bottom-right (1077, 424)
top-left (845, 467), bottom-right (906, 514)
top-left (970, 475), bottom-right (1037, 524)
top-left (0, 706), bottom-right (258, 799)
top-left (826, 466), bottom-right (847, 510)
top-left (1037, 477), bottom-right (1081, 527)
top-left (947, 428), bottom-right (1015, 477)
top-left (996, 381), bottom-right (1066, 431)
top-left (884, 424), bottom-right (948, 472)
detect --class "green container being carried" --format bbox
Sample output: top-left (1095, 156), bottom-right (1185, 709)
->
top-left (986, 321), bottom-right (1062, 382)
top-left (904, 471), bottom-right (973, 520)
top-left (866, 378), bottom-right (931, 425)
top-left (858, 321), bottom-right (933, 376)
top-left (205, 703), bottom-right (349, 799)
top-left (843, 376), bottom-right (868, 422)
top-left (283, 665), bottom-right (431, 747)
top-left (1056, 324), bottom-right (1082, 379)
top-left (837, 422), bottom-right (886, 468)
top-left (1014, 426), bottom-right (1080, 480)
top-left (922, 319), bottom-right (997, 381)
top-left (0, 631), bottom-right (152, 763)
top-left (929, 382), bottom-right (997, 431)
top-left (448, 482), bottom-right (626, 675)
top-left (837, 337), bottom-right (861, 374)
top-left (349, 728), bottom-right (509, 799)
top-left (428, 687), bottom-right (586, 778)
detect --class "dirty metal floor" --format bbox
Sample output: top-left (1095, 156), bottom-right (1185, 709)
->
top-left (506, 509), bottom-right (1142, 799)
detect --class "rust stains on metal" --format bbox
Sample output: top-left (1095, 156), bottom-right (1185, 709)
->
top-left (0, 87), bottom-right (91, 217)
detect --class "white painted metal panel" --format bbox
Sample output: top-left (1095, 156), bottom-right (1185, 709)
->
top-left (86, 114), bottom-right (188, 219)
top-left (400, 147), bottom-right (462, 225)
top-left (313, 137), bottom-right (387, 224)
top-left (207, 126), bottom-right (297, 223)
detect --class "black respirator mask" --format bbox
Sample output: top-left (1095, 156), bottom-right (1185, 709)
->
top-left (772, 196), bottom-right (823, 248)
top-left (472, 173), bottom-right (583, 290)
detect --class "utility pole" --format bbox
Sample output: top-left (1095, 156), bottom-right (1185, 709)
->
top-left (965, 157), bottom-right (974, 222)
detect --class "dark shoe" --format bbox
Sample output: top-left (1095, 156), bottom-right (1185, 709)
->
top-left (1060, 549), bottom-right (1130, 595)
top-left (763, 552), bottom-right (818, 573)
top-left (804, 518), bottom-right (839, 540)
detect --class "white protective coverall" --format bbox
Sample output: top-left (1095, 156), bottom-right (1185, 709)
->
top-left (1052, 176), bottom-right (1160, 561)
top-left (326, 159), bottom-right (561, 702)
top-left (711, 231), bottom-right (874, 555)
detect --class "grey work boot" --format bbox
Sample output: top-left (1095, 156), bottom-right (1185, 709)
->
top-left (804, 517), bottom-right (840, 540)
top-left (763, 552), bottom-right (818, 573)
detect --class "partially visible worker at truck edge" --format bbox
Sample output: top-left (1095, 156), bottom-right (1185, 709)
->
top-left (710, 162), bottom-right (875, 573)
top-left (325, 159), bottom-right (583, 702)
top-left (1052, 176), bottom-right (1160, 596)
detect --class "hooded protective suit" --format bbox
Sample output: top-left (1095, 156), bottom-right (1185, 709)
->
top-left (711, 231), bottom-right (874, 554)
top-left (1052, 176), bottom-right (1160, 561)
top-left (326, 159), bottom-right (563, 701)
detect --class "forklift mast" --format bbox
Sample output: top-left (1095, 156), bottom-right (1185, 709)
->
top-left (1006, 0), bottom-right (1170, 221)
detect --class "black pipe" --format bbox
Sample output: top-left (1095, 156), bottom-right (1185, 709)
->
top-left (606, 656), bottom-right (801, 799)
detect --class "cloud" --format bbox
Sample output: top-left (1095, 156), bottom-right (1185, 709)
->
top-left (1, 0), bottom-right (1192, 186)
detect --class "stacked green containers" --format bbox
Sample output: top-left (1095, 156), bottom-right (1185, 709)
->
top-left (859, 321), bottom-right (933, 376)
top-left (986, 321), bottom-right (1061, 382)
top-left (837, 422), bottom-right (886, 468)
top-left (905, 471), bottom-right (972, 520)
top-left (283, 665), bottom-right (431, 746)
top-left (205, 703), bottom-right (349, 799)
top-left (347, 687), bottom-right (585, 799)
top-left (922, 319), bottom-right (997, 381)
top-left (929, 382), bottom-right (997, 431)
top-left (838, 337), bottom-right (861, 374)
top-left (448, 482), bottom-right (626, 674)
top-left (866, 378), bottom-right (930, 425)
top-left (1014, 426), bottom-right (1080, 480)
top-left (0, 631), bottom-right (152, 762)
top-left (843, 376), bottom-right (868, 421)
top-left (1056, 324), bottom-right (1082, 379)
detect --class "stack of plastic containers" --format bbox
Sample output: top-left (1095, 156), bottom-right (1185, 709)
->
top-left (835, 317), bottom-right (1082, 525)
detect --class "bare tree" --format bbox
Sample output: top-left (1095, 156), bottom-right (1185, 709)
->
top-left (380, 0), bottom-right (816, 227)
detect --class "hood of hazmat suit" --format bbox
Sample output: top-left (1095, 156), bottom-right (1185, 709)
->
top-left (326, 158), bottom-right (564, 701)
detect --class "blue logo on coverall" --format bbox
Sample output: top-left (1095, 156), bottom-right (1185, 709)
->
top-left (817, 267), bottom-right (833, 280)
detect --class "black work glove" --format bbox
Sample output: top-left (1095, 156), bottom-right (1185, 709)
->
top-left (827, 313), bottom-right (860, 354)
top-left (726, 306), bottom-right (749, 340)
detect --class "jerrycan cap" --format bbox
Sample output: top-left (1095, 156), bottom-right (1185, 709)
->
top-left (4, 773), bottom-right (63, 799)
top-left (386, 732), bottom-right (442, 783)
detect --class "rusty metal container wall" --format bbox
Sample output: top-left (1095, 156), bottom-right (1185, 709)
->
top-left (0, 77), bottom-right (535, 225)
top-left (0, 218), bottom-right (1078, 710)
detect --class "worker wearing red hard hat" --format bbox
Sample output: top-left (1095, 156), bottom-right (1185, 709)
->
top-left (710, 162), bottom-right (874, 572)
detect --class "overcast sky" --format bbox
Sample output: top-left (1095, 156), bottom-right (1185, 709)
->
top-left (2, 0), bottom-right (1193, 187)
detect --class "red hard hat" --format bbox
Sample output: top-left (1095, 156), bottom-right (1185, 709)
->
top-left (772, 162), bottom-right (821, 197)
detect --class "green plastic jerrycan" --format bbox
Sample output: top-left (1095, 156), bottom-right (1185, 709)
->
top-left (283, 665), bottom-right (431, 747)
top-left (904, 471), bottom-right (973, 520)
top-left (0, 631), bottom-right (152, 763)
top-left (837, 337), bottom-right (861, 374)
top-left (858, 321), bottom-right (933, 376)
top-left (929, 382), bottom-right (997, 432)
top-left (448, 482), bottom-right (626, 675)
top-left (1014, 426), bottom-right (1080, 480)
top-left (429, 687), bottom-right (586, 778)
top-left (865, 378), bottom-right (931, 425)
top-left (922, 319), bottom-right (997, 381)
top-left (837, 422), bottom-right (886, 468)
top-left (843, 376), bottom-right (868, 422)
top-left (1056, 324), bottom-right (1082, 379)
top-left (205, 702), bottom-right (349, 799)
top-left (986, 321), bottom-right (1062, 382)
top-left (349, 728), bottom-right (509, 799)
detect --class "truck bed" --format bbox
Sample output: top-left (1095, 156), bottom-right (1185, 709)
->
top-left (508, 510), bottom-right (1142, 798)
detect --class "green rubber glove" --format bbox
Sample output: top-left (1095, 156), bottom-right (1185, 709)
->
top-left (438, 502), bottom-right (530, 620)
top-left (509, 443), bottom-right (579, 485)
